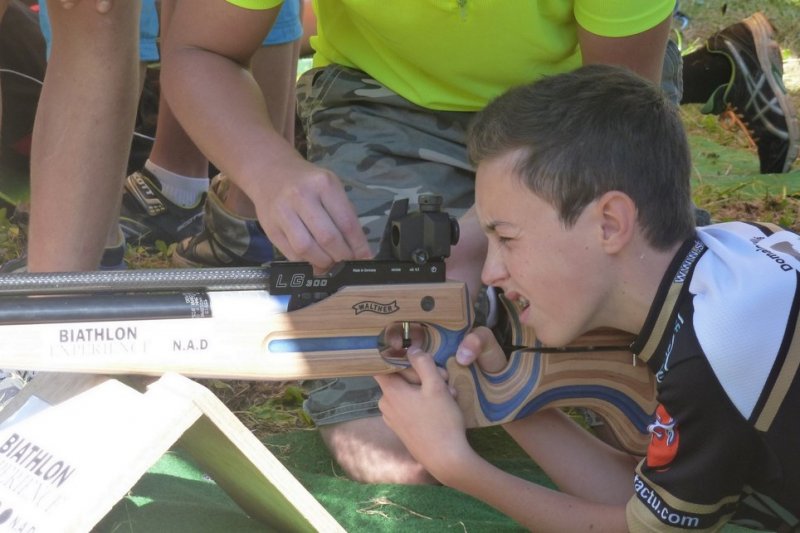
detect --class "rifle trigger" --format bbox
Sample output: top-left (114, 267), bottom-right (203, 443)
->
top-left (402, 321), bottom-right (411, 349)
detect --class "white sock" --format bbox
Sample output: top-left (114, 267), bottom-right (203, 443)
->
top-left (144, 159), bottom-right (209, 208)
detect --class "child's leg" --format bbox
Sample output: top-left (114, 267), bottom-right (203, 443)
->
top-left (27, 0), bottom-right (140, 271)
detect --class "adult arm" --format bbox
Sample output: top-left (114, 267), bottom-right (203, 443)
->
top-left (162, 0), bottom-right (371, 271)
top-left (578, 15), bottom-right (673, 86)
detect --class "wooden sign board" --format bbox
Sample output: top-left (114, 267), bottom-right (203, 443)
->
top-left (0, 373), bottom-right (343, 533)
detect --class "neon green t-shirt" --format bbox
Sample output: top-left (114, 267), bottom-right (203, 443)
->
top-left (229, 0), bottom-right (674, 111)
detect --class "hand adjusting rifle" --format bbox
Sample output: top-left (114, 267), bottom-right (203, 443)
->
top-left (0, 195), bottom-right (655, 454)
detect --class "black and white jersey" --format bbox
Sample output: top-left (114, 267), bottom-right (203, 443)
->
top-left (627, 221), bottom-right (800, 532)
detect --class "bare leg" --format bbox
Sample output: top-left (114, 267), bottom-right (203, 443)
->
top-left (146, 0), bottom-right (208, 179)
top-left (28, 0), bottom-right (140, 272)
top-left (319, 417), bottom-right (438, 484)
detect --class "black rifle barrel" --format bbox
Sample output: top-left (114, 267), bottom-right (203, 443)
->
top-left (0, 267), bottom-right (270, 296)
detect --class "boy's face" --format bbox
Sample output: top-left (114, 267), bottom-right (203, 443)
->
top-left (475, 151), bottom-right (612, 347)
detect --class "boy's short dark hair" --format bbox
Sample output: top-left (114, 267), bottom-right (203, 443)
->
top-left (467, 64), bottom-right (695, 249)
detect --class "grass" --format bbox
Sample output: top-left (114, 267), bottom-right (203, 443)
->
top-left (2, 1), bottom-right (800, 437)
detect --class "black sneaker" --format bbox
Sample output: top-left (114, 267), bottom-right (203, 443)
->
top-left (119, 168), bottom-right (205, 246)
top-left (702, 12), bottom-right (799, 174)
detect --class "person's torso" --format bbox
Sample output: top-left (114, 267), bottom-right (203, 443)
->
top-left (310, 0), bottom-right (673, 110)
top-left (630, 222), bottom-right (800, 531)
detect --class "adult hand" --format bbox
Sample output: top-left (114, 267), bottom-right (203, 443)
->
top-left (58, 0), bottom-right (113, 13)
top-left (375, 347), bottom-right (474, 482)
top-left (254, 157), bottom-right (372, 273)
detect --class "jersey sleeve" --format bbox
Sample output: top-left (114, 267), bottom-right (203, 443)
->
top-left (626, 356), bottom-right (763, 531)
top-left (226, 0), bottom-right (282, 10)
top-left (574, 0), bottom-right (675, 38)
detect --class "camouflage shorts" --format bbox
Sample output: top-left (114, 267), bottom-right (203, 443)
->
top-left (299, 45), bottom-right (683, 425)
top-left (296, 64), bottom-right (476, 248)
top-left (296, 64), bottom-right (477, 425)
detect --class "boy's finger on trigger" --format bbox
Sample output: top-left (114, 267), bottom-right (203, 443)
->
top-left (406, 346), bottom-right (436, 378)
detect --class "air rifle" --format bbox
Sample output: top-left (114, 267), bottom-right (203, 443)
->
top-left (0, 195), bottom-right (656, 454)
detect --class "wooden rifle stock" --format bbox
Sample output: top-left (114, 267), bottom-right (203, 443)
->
top-left (440, 295), bottom-right (657, 456)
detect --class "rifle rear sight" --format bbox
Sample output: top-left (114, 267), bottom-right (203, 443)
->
top-left (268, 195), bottom-right (461, 312)
top-left (391, 194), bottom-right (460, 264)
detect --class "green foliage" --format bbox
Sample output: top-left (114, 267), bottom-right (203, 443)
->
top-left (678, 0), bottom-right (800, 52)
top-left (241, 384), bottom-right (314, 436)
top-left (124, 240), bottom-right (175, 269)
top-left (0, 208), bottom-right (25, 264)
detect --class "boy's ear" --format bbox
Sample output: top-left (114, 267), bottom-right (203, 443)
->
top-left (596, 191), bottom-right (637, 254)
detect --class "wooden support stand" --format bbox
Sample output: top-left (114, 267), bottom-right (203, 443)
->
top-left (0, 373), bottom-right (343, 532)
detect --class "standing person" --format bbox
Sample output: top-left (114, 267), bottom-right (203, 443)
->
top-left (376, 64), bottom-right (799, 532)
top-left (161, 0), bottom-right (677, 484)
top-left (1, 0), bottom-right (303, 272)
top-left (24, 0), bottom-right (140, 273)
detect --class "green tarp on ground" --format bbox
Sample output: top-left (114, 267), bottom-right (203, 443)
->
top-left (95, 427), bottom-right (757, 532)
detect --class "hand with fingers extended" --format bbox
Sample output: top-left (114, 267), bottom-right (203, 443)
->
top-left (254, 158), bottom-right (372, 273)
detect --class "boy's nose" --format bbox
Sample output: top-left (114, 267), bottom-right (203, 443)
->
top-left (480, 248), bottom-right (506, 287)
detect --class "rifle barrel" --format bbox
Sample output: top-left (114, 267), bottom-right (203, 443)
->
top-left (0, 267), bottom-right (270, 295)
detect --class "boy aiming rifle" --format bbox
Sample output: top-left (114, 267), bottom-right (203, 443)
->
top-left (376, 64), bottom-right (800, 532)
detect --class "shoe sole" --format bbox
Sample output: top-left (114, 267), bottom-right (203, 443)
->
top-left (743, 12), bottom-right (800, 172)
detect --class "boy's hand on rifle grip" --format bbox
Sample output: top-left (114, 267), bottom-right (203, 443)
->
top-left (454, 326), bottom-right (507, 373)
top-left (375, 348), bottom-right (475, 481)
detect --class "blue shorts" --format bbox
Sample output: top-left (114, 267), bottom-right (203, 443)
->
top-left (265, 0), bottom-right (303, 46)
top-left (37, 0), bottom-right (301, 61)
